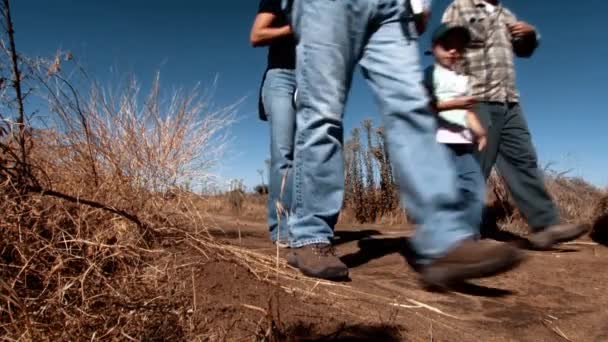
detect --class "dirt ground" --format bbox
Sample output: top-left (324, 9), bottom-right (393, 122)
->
top-left (193, 214), bottom-right (608, 342)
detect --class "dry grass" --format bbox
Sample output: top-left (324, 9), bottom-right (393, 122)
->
top-left (486, 170), bottom-right (606, 235)
top-left (203, 118), bottom-right (605, 232)
top-left (0, 41), bottom-right (382, 340)
top-left (1, 8), bottom-right (604, 339)
top-left (203, 192), bottom-right (267, 222)
top-left (0, 49), bottom-right (257, 339)
top-left (205, 170), bottom-right (605, 235)
top-left (338, 206), bottom-right (410, 226)
top-left (1, 192), bottom-right (184, 340)
top-left (0, 188), bottom-right (298, 340)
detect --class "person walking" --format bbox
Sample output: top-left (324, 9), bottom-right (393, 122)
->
top-left (250, 0), bottom-right (297, 247)
top-left (284, 0), bottom-right (524, 288)
top-left (441, 0), bottom-right (589, 249)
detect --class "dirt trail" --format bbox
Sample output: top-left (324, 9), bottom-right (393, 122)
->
top-left (200, 214), bottom-right (608, 341)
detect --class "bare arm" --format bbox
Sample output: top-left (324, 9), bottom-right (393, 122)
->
top-left (436, 96), bottom-right (476, 111)
top-left (249, 12), bottom-right (292, 47)
top-left (466, 111), bottom-right (487, 150)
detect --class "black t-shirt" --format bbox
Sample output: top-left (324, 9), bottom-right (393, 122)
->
top-left (257, 0), bottom-right (296, 70)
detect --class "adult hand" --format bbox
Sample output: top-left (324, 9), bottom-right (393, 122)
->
top-left (508, 21), bottom-right (535, 37)
top-left (477, 135), bottom-right (487, 151)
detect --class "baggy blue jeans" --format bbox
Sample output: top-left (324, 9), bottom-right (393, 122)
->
top-left (261, 68), bottom-right (297, 242)
top-left (286, 0), bottom-right (474, 263)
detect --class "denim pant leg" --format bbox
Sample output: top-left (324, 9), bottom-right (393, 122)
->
top-left (495, 104), bottom-right (559, 230)
top-left (262, 69), bottom-right (296, 242)
top-left (474, 102), bottom-right (504, 179)
top-left (446, 144), bottom-right (485, 237)
top-left (287, 0), bottom-right (366, 247)
top-left (358, 1), bottom-right (475, 263)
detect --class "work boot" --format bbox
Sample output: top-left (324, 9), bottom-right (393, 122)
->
top-left (527, 223), bottom-right (591, 250)
top-left (421, 240), bottom-right (525, 288)
top-left (287, 243), bottom-right (349, 280)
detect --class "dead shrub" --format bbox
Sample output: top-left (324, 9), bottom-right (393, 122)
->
top-left (342, 122), bottom-right (398, 224)
top-left (193, 115), bottom-right (604, 238)
top-left (485, 171), bottom-right (604, 235)
top-left (0, 38), bottom-right (235, 338)
top-left (228, 189), bottom-right (245, 215)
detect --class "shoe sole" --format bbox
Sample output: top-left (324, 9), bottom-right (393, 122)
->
top-left (527, 224), bottom-right (591, 250)
top-left (421, 247), bottom-right (525, 288)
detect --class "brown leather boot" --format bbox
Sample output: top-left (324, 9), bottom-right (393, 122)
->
top-left (527, 223), bottom-right (591, 250)
top-left (421, 240), bottom-right (525, 288)
top-left (287, 243), bottom-right (349, 280)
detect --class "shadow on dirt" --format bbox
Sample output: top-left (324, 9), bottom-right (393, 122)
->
top-left (281, 322), bottom-right (403, 342)
top-left (333, 230), bottom-right (382, 246)
top-left (339, 234), bottom-right (516, 298)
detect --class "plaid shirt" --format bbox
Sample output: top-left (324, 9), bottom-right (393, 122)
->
top-left (442, 0), bottom-right (520, 103)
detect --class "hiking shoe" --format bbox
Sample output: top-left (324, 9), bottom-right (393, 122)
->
top-left (287, 243), bottom-right (349, 280)
top-left (527, 223), bottom-right (591, 250)
top-left (421, 240), bottom-right (525, 289)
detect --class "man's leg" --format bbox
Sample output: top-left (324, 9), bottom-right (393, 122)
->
top-left (495, 104), bottom-right (558, 229)
top-left (495, 104), bottom-right (589, 248)
top-left (359, 18), bottom-right (470, 261)
top-left (262, 69), bottom-right (296, 244)
top-left (286, 0), bottom-right (367, 279)
top-left (359, 0), bottom-right (523, 287)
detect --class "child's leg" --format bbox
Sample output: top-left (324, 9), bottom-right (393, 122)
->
top-left (446, 144), bottom-right (486, 238)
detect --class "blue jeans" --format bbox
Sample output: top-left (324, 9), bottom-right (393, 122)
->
top-left (446, 144), bottom-right (485, 237)
top-left (262, 68), bottom-right (296, 242)
top-left (287, 0), bottom-right (475, 263)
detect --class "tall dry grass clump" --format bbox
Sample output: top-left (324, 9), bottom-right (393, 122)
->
top-left (341, 121), bottom-right (399, 224)
top-left (338, 119), bottom-right (604, 233)
top-left (0, 10), bottom-right (235, 336)
top-left (485, 169), bottom-right (605, 235)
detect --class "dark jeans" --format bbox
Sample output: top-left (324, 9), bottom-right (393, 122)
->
top-left (475, 102), bottom-right (559, 231)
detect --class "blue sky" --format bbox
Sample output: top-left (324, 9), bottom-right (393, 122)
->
top-left (11, 0), bottom-right (608, 188)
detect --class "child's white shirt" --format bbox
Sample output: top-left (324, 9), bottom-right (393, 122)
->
top-left (433, 63), bottom-right (474, 144)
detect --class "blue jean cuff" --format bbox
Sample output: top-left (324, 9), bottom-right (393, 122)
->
top-left (289, 237), bottom-right (331, 248)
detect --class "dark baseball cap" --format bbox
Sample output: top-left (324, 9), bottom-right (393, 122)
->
top-left (431, 23), bottom-right (471, 45)
top-left (425, 23), bottom-right (471, 55)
